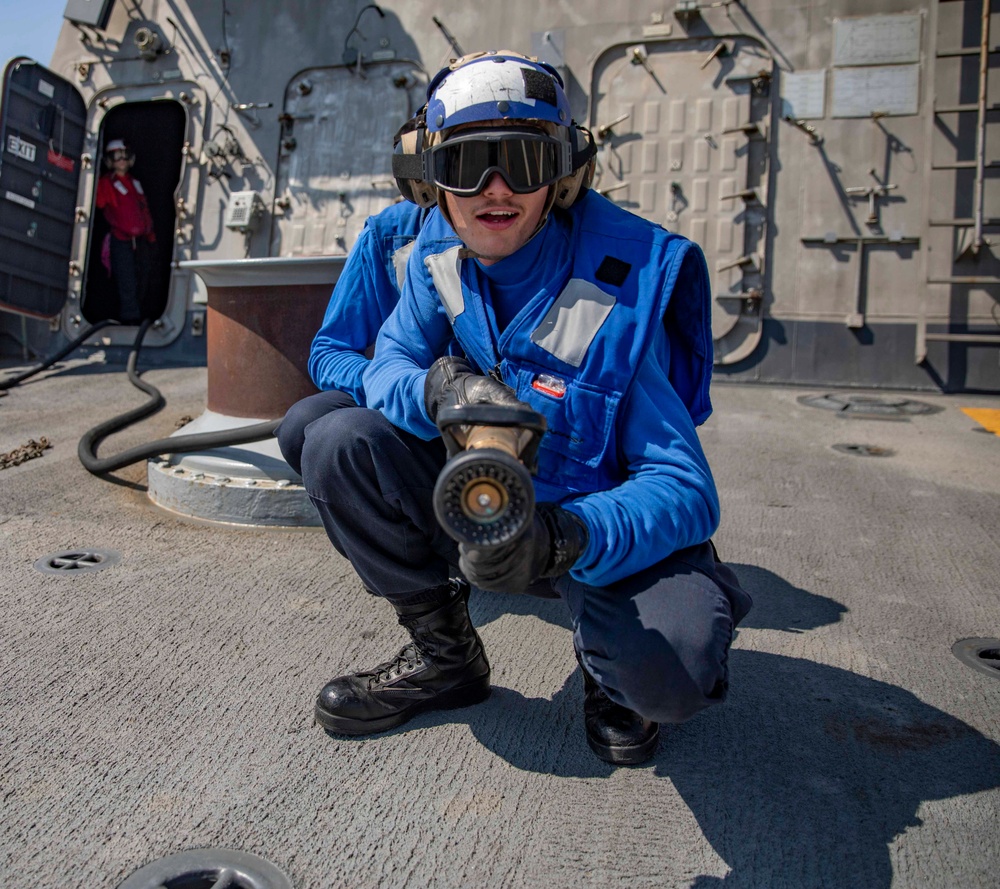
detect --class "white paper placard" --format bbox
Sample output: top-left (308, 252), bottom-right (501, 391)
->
top-left (831, 65), bottom-right (920, 117)
top-left (833, 14), bottom-right (922, 67)
top-left (781, 70), bottom-right (826, 119)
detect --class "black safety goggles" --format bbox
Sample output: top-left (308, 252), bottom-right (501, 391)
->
top-left (107, 150), bottom-right (131, 161)
top-left (424, 129), bottom-right (571, 196)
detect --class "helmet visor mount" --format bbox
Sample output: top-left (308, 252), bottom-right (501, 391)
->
top-left (425, 129), bottom-right (571, 197)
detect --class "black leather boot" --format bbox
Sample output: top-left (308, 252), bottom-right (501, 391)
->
top-left (315, 580), bottom-right (490, 736)
top-left (577, 651), bottom-right (659, 765)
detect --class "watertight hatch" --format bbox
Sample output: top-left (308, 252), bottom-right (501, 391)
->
top-left (0, 58), bottom-right (86, 318)
top-left (589, 36), bottom-right (772, 364)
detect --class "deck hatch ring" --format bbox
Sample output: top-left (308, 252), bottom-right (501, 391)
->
top-left (116, 849), bottom-right (293, 889)
top-left (952, 638), bottom-right (1000, 680)
top-left (799, 393), bottom-right (940, 419)
top-left (33, 549), bottom-right (121, 575)
top-left (832, 443), bottom-right (895, 457)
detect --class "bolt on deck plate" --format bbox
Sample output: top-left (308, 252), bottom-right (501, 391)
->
top-left (117, 848), bottom-right (292, 889)
top-left (952, 638), bottom-right (1000, 680)
top-left (799, 393), bottom-right (939, 419)
top-left (33, 549), bottom-right (121, 575)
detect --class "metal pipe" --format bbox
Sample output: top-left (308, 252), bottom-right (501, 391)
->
top-left (972, 0), bottom-right (990, 254)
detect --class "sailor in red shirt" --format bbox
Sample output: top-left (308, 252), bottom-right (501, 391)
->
top-left (95, 139), bottom-right (157, 323)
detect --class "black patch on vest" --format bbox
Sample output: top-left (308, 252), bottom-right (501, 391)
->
top-left (595, 256), bottom-right (632, 287)
top-left (522, 69), bottom-right (558, 106)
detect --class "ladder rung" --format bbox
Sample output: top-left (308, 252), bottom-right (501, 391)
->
top-left (934, 104), bottom-right (1000, 114)
top-left (931, 160), bottom-right (1000, 170)
top-left (927, 277), bottom-right (1000, 285)
top-left (935, 46), bottom-right (1000, 57)
top-left (929, 218), bottom-right (1000, 227)
top-left (923, 332), bottom-right (1000, 344)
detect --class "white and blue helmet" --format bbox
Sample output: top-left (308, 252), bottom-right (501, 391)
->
top-left (393, 50), bottom-right (595, 210)
top-left (424, 51), bottom-right (571, 133)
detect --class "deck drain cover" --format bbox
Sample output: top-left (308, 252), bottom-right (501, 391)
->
top-left (33, 549), bottom-right (120, 575)
top-left (117, 848), bottom-right (292, 889)
top-left (799, 393), bottom-right (939, 419)
top-left (832, 443), bottom-right (894, 457)
top-left (952, 638), bottom-right (1000, 680)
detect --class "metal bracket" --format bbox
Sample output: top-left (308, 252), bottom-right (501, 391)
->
top-left (916, 326), bottom-right (1000, 364)
top-left (845, 172), bottom-right (898, 226)
top-left (801, 235), bottom-right (919, 329)
top-left (701, 41), bottom-right (729, 69)
top-left (716, 288), bottom-right (763, 312)
top-left (596, 112), bottom-right (630, 141)
top-left (718, 187), bottom-right (762, 205)
top-left (782, 115), bottom-right (822, 145)
top-left (597, 182), bottom-right (629, 198)
top-left (627, 45), bottom-right (666, 92)
top-left (721, 121), bottom-right (766, 139)
top-left (716, 253), bottom-right (758, 273)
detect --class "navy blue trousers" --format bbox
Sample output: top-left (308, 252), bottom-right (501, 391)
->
top-left (284, 399), bottom-right (751, 725)
top-left (276, 389), bottom-right (358, 477)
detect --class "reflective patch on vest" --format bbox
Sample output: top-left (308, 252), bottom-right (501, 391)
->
top-left (530, 278), bottom-right (616, 368)
top-left (113, 179), bottom-right (129, 195)
top-left (391, 239), bottom-right (416, 291)
top-left (424, 244), bottom-right (466, 321)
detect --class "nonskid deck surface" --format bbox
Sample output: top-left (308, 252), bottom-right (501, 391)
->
top-left (1, 362), bottom-right (999, 889)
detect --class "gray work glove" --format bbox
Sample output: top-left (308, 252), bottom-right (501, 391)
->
top-left (423, 356), bottom-right (524, 423)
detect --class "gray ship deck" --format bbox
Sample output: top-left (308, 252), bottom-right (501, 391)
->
top-left (2, 358), bottom-right (999, 888)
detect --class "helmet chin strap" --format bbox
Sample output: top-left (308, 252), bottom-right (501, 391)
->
top-left (538, 185), bottom-right (558, 231)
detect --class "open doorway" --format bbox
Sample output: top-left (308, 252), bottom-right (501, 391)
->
top-left (83, 100), bottom-right (185, 325)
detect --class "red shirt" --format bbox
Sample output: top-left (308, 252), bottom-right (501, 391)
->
top-left (96, 172), bottom-right (156, 242)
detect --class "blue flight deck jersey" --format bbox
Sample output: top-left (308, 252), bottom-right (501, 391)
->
top-left (364, 192), bottom-right (719, 587)
top-left (308, 201), bottom-right (426, 405)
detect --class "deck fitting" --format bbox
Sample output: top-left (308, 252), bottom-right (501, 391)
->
top-left (831, 443), bottom-right (895, 457)
top-left (799, 393), bottom-right (939, 420)
top-left (116, 848), bottom-right (292, 889)
top-left (33, 549), bottom-right (121, 575)
top-left (952, 638), bottom-right (1000, 680)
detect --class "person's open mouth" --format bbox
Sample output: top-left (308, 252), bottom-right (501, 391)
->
top-left (475, 208), bottom-right (520, 230)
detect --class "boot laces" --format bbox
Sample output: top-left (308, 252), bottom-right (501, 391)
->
top-left (399, 616), bottom-right (442, 657)
top-left (363, 642), bottom-right (426, 687)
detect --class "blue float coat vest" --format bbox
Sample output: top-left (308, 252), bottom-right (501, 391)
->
top-left (420, 191), bottom-right (713, 500)
top-left (308, 201), bottom-right (426, 402)
top-left (365, 193), bottom-right (719, 584)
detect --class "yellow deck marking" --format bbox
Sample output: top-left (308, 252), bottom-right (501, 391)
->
top-left (962, 408), bottom-right (1000, 435)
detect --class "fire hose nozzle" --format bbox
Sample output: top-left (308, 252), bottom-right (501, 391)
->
top-left (433, 403), bottom-right (546, 548)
